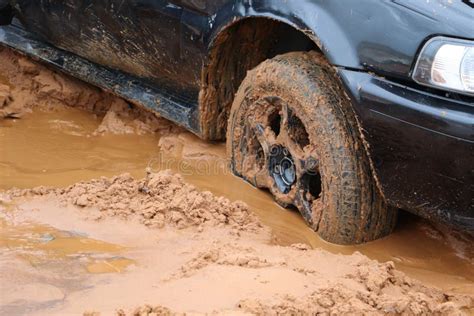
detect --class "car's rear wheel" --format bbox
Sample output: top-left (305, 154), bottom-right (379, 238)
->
top-left (226, 51), bottom-right (398, 244)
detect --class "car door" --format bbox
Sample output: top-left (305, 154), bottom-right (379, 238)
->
top-left (14, 0), bottom-right (185, 93)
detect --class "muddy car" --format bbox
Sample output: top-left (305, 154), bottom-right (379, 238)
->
top-left (0, 0), bottom-right (473, 244)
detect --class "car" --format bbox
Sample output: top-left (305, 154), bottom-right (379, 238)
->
top-left (0, 0), bottom-right (472, 244)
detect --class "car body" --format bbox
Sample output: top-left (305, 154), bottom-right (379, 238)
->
top-left (1, 0), bottom-right (473, 233)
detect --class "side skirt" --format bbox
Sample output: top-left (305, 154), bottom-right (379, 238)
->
top-left (0, 24), bottom-right (201, 135)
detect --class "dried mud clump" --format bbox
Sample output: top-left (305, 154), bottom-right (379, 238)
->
top-left (8, 170), bottom-right (262, 232)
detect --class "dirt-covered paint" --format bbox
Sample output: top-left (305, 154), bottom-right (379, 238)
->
top-left (200, 18), bottom-right (280, 140)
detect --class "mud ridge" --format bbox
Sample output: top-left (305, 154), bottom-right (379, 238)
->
top-left (5, 170), bottom-right (262, 232)
top-left (123, 241), bottom-right (474, 315)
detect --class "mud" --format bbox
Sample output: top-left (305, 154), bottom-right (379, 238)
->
top-left (6, 171), bottom-right (262, 232)
top-left (200, 19), bottom-right (279, 140)
top-left (3, 177), bottom-right (474, 315)
top-left (0, 46), bottom-right (177, 136)
top-left (1, 47), bottom-right (474, 315)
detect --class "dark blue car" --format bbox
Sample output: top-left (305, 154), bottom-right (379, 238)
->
top-left (1, 0), bottom-right (472, 244)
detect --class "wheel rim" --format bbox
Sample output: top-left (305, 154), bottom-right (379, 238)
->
top-left (269, 145), bottom-right (296, 194)
top-left (236, 96), bottom-right (324, 225)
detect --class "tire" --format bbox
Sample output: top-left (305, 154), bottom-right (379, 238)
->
top-left (226, 51), bottom-right (398, 244)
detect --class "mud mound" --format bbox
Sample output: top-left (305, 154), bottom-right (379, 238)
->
top-left (92, 98), bottom-right (180, 136)
top-left (0, 46), bottom-right (111, 117)
top-left (175, 243), bottom-right (473, 315)
top-left (121, 241), bottom-right (473, 315)
top-left (238, 287), bottom-right (468, 315)
top-left (7, 170), bottom-right (262, 232)
top-left (0, 47), bottom-right (177, 135)
top-left (238, 263), bottom-right (469, 315)
top-left (116, 306), bottom-right (176, 316)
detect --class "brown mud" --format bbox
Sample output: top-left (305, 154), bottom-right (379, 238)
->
top-left (1, 47), bottom-right (473, 315)
top-left (2, 173), bottom-right (473, 315)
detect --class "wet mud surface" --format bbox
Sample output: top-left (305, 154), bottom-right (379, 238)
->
top-left (1, 47), bottom-right (473, 315)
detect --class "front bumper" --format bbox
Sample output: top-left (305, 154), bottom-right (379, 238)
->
top-left (338, 69), bottom-right (474, 232)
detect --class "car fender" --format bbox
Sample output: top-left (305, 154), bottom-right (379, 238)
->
top-left (206, 0), bottom-right (474, 80)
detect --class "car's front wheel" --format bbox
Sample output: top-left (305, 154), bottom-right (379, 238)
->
top-left (226, 51), bottom-right (398, 244)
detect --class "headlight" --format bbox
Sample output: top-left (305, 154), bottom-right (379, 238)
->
top-left (412, 37), bottom-right (474, 96)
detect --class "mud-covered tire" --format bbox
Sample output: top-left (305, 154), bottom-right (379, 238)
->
top-left (226, 51), bottom-right (398, 244)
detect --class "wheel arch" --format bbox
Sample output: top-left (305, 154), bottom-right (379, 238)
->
top-left (197, 6), bottom-right (388, 203)
top-left (198, 3), bottom-right (359, 141)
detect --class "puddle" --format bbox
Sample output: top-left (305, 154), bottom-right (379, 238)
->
top-left (0, 107), bottom-right (160, 189)
top-left (0, 216), bottom-right (134, 274)
top-left (0, 107), bottom-right (473, 299)
top-left (0, 202), bottom-right (137, 315)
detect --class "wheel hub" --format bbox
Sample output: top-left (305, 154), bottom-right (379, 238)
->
top-left (269, 145), bottom-right (296, 194)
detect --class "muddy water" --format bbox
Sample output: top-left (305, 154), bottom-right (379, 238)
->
top-left (0, 107), bottom-right (473, 298)
top-left (0, 108), bottom-right (160, 189)
top-left (0, 217), bottom-right (134, 273)
top-left (0, 203), bottom-right (136, 314)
